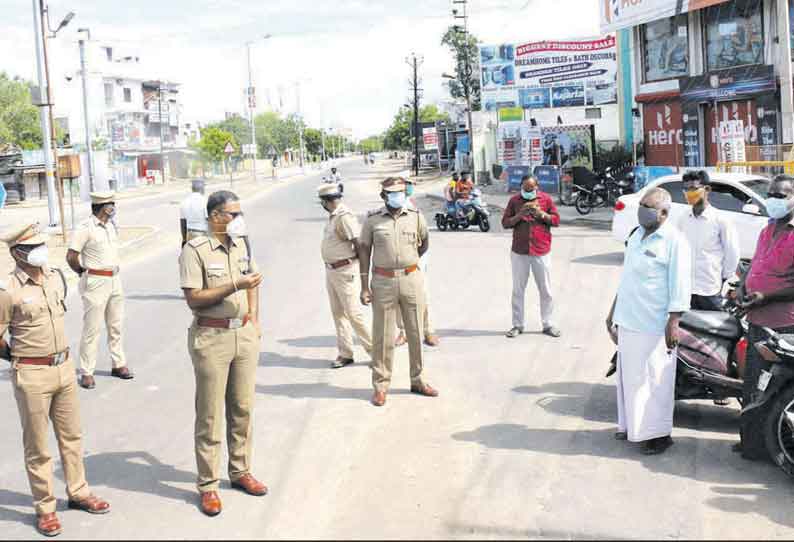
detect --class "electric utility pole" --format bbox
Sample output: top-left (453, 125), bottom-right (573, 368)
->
top-left (246, 42), bottom-right (257, 182)
top-left (158, 81), bottom-right (166, 184)
top-left (407, 53), bottom-right (423, 177)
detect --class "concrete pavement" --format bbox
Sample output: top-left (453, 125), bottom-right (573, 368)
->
top-left (1, 159), bottom-right (793, 539)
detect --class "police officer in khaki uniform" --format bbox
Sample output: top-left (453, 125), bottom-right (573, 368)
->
top-left (66, 191), bottom-right (132, 389)
top-left (358, 177), bottom-right (439, 407)
top-left (179, 190), bottom-right (267, 517)
top-left (318, 183), bottom-right (373, 368)
top-left (0, 223), bottom-right (110, 537)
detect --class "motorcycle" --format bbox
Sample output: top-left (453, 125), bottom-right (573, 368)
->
top-left (742, 327), bottom-right (794, 477)
top-left (435, 188), bottom-right (490, 232)
top-left (575, 169), bottom-right (634, 216)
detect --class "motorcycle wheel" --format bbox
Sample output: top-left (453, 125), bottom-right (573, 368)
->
top-left (449, 217), bottom-right (459, 230)
top-left (479, 216), bottom-right (491, 232)
top-left (460, 217), bottom-right (470, 230)
top-left (764, 383), bottom-right (794, 477)
top-left (575, 193), bottom-right (593, 215)
top-left (435, 214), bottom-right (448, 231)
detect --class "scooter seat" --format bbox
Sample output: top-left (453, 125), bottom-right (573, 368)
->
top-left (680, 310), bottom-right (742, 340)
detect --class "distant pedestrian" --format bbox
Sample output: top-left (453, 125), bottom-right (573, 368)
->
top-left (2, 223), bottom-right (110, 536)
top-left (66, 192), bottom-right (133, 389)
top-left (317, 183), bottom-right (372, 368)
top-left (359, 177), bottom-right (438, 407)
top-left (502, 175), bottom-right (561, 338)
top-left (180, 179), bottom-right (208, 246)
top-left (396, 178), bottom-right (439, 347)
top-left (179, 190), bottom-right (268, 516)
top-left (736, 175), bottom-right (794, 460)
top-left (606, 187), bottom-right (691, 455)
top-left (678, 170), bottom-right (740, 311)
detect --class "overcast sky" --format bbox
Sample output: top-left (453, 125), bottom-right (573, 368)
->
top-left (0, 0), bottom-right (598, 139)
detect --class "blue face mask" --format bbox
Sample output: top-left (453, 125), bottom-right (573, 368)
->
top-left (521, 189), bottom-right (537, 200)
top-left (386, 191), bottom-right (407, 209)
top-left (406, 184), bottom-right (415, 197)
top-left (765, 197), bottom-right (793, 220)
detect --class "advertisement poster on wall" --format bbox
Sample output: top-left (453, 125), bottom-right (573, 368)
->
top-left (540, 125), bottom-right (594, 169)
top-left (483, 88), bottom-right (519, 112)
top-left (497, 122), bottom-right (541, 168)
top-left (480, 35), bottom-right (617, 110)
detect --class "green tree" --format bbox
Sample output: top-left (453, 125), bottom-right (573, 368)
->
top-left (207, 114), bottom-right (251, 146)
top-left (358, 135), bottom-right (384, 154)
top-left (196, 126), bottom-right (235, 163)
top-left (441, 25), bottom-right (481, 111)
top-left (253, 112), bottom-right (301, 158)
top-left (303, 127), bottom-right (323, 157)
top-left (0, 72), bottom-right (43, 150)
top-left (383, 104), bottom-right (450, 150)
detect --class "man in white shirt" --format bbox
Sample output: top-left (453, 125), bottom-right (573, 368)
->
top-left (180, 179), bottom-right (208, 246)
top-left (677, 170), bottom-right (740, 311)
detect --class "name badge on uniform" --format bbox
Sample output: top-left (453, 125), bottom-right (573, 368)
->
top-left (22, 297), bottom-right (34, 304)
top-left (207, 263), bottom-right (225, 271)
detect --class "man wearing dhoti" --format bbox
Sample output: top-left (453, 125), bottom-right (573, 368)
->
top-left (606, 187), bottom-right (691, 455)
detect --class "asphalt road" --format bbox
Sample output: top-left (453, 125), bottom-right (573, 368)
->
top-left (1, 159), bottom-right (793, 539)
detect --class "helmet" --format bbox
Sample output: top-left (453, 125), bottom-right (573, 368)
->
top-left (331, 167), bottom-right (337, 173)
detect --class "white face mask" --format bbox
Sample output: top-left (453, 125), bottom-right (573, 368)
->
top-left (25, 245), bottom-right (49, 268)
top-left (226, 215), bottom-right (247, 238)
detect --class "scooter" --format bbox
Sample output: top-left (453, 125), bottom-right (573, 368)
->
top-left (435, 188), bottom-right (490, 232)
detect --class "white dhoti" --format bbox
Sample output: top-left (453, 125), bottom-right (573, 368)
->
top-left (616, 327), bottom-right (676, 442)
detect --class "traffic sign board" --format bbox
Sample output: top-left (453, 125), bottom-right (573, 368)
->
top-left (224, 142), bottom-right (235, 155)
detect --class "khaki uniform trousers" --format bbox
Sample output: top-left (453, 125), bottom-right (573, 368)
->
top-left (188, 321), bottom-right (259, 492)
top-left (78, 274), bottom-right (126, 375)
top-left (12, 358), bottom-right (90, 515)
top-left (326, 265), bottom-right (373, 359)
top-left (396, 258), bottom-right (433, 335)
top-left (371, 271), bottom-right (426, 392)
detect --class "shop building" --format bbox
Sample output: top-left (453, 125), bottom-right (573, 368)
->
top-left (602, 0), bottom-right (794, 167)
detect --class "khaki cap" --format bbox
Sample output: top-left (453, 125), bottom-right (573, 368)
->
top-left (317, 184), bottom-right (343, 198)
top-left (381, 177), bottom-right (406, 192)
top-left (1, 223), bottom-right (47, 247)
top-left (90, 191), bottom-right (116, 205)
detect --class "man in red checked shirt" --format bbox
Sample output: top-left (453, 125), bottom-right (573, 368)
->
top-left (501, 175), bottom-right (561, 338)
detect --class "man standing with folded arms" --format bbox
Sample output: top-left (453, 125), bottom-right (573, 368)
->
top-left (2, 223), bottom-right (110, 537)
top-left (179, 190), bottom-right (267, 516)
top-left (67, 192), bottom-right (132, 389)
top-left (359, 177), bottom-right (438, 407)
top-left (317, 183), bottom-right (372, 368)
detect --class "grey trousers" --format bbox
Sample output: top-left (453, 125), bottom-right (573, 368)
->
top-left (510, 251), bottom-right (555, 330)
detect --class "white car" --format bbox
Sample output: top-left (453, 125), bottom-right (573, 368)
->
top-left (611, 172), bottom-right (772, 259)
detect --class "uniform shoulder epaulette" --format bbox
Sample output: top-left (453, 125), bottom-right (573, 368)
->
top-left (367, 206), bottom-right (385, 217)
top-left (187, 236), bottom-right (209, 248)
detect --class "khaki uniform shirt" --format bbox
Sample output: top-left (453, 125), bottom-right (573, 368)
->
top-left (179, 235), bottom-right (259, 319)
top-left (0, 267), bottom-right (68, 358)
top-left (360, 206), bottom-right (428, 270)
top-left (69, 216), bottom-right (120, 270)
top-left (321, 203), bottom-right (359, 263)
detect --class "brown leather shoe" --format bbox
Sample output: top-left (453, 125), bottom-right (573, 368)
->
top-left (423, 335), bottom-right (440, 347)
top-left (200, 491), bottom-right (222, 516)
top-left (79, 375), bottom-right (96, 389)
top-left (231, 473), bottom-right (269, 496)
top-left (394, 332), bottom-right (407, 347)
top-left (371, 390), bottom-right (386, 407)
top-left (67, 494), bottom-right (110, 514)
top-left (110, 366), bottom-right (134, 380)
top-left (410, 383), bottom-right (439, 397)
top-left (36, 513), bottom-right (61, 537)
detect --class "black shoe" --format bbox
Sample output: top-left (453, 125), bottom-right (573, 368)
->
top-left (614, 431), bottom-right (628, 441)
top-left (331, 357), bottom-right (354, 369)
top-left (642, 436), bottom-right (673, 455)
top-left (542, 326), bottom-right (561, 338)
top-left (79, 375), bottom-right (96, 389)
top-left (505, 327), bottom-right (523, 339)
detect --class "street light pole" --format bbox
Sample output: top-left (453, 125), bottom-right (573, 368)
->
top-left (77, 28), bottom-right (95, 192)
top-left (295, 81), bottom-right (305, 169)
top-left (158, 81), bottom-right (166, 184)
top-left (453, 0), bottom-right (476, 183)
top-left (38, 0), bottom-right (69, 242)
top-left (246, 42), bottom-right (257, 182)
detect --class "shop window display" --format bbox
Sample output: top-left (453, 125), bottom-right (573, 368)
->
top-left (704, 0), bottom-right (763, 71)
top-left (642, 16), bottom-right (689, 82)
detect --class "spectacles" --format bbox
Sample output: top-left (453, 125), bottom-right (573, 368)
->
top-left (767, 193), bottom-right (789, 200)
top-left (219, 210), bottom-right (244, 219)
